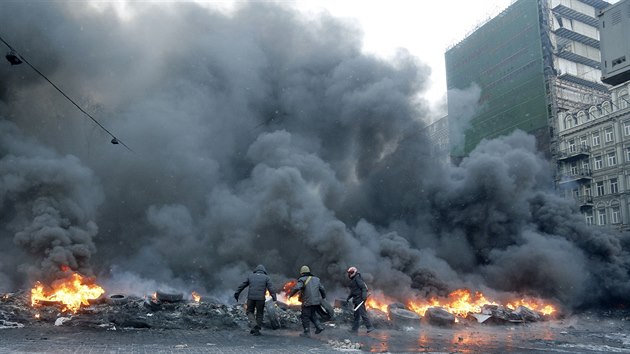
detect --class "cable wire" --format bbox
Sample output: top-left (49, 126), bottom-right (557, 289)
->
top-left (0, 34), bottom-right (133, 152)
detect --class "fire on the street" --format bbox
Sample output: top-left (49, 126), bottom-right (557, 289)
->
top-left (192, 291), bottom-right (201, 303)
top-left (366, 288), bottom-right (556, 317)
top-left (275, 280), bottom-right (302, 306)
top-left (30, 272), bottom-right (105, 313)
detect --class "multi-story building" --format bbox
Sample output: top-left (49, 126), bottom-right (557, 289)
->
top-left (445, 0), bottom-right (611, 160)
top-left (556, 0), bottom-right (630, 230)
top-left (556, 84), bottom-right (630, 229)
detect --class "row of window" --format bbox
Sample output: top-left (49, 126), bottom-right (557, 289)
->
top-left (561, 93), bottom-right (630, 130)
top-left (566, 146), bottom-right (630, 173)
top-left (572, 178), bottom-right (618, 198)
top-left (585, 206), bottom-right (621, 225)
top-left (566, 126), bottom-right (615, 151)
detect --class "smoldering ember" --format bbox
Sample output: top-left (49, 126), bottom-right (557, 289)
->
top-left (2, 1), bottom-right (630, 353)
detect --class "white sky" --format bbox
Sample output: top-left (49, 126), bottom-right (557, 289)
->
top-left (290, 0), bottom-right (514, 109)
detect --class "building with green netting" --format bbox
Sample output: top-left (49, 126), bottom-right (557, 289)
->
top-left (445, 0), bottom-right (611, 160)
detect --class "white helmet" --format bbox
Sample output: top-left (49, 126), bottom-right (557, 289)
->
top-left (347, 266), bottom-right (358, 278)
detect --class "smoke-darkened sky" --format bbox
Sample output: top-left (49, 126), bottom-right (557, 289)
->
top-left (1, 1), bottom-right (629, 309)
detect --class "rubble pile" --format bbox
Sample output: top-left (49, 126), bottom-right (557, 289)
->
top-left (0, 290), bottom-right (551, 332)
top-left (0, 291), bottom-right (304, 331)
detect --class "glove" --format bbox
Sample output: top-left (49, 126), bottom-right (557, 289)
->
top-left (234, 293), bottom-right (239, 302)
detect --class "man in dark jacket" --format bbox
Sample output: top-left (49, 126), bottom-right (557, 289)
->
top-left (234, 264), bottom-right (277, 336)
top-left (345, 266), bottom-right (374, 333)
top-left (288, 265), bottom-right (326, 337)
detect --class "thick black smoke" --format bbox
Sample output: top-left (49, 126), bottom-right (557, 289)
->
top-left (1, 1), bottom-right (629, 308)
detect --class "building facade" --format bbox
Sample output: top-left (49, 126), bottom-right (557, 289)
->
top-left (426, 116), bottom-right (450, 163)
top-left (556, 84), bottom-right (630, 230)
top-left (445, 0), bottom-right (611, 159)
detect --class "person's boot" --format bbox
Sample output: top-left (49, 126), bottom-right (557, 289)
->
top-left (366, 326), bottom-right (375, 333)
top-left (300, 330), bottom-right (311, 338)
top-left (253, 325), bottom-right (261, 336)
top-left (315, 326), bottom-right (324, 334)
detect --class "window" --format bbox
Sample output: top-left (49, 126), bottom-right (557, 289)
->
top-left (584, 185), bottom-right (592, 196)
top-left (627, 147), bottom-right (630, 162)
top-left (582, 160), bottom-right (590, 171)
top-left (568, 139), bottom-right (576, 152)
top-left (573, 188), bottom-right (579, 199)
top-left (608, 152), bottom-right (617, 166)
top-left (605, 127), bottom-right (614, 142)
top-left (585, 210), bottom-right (593, 225)
top-left (580, 136), bottom-right (588, 147)
top-left (570, 162), bottom-right (578, 175)
top-left (611, 206), bottom-right (620, 224)
top-left (602, 101), bottom-right (612, 114)
top-left (592, 133), bottom-right (600, 146)
top-left (619, 90), bottom-right (629, 109)
top-left (624, 121), bottom-right (630, 136)
top-left (597, 181), bottom-right (605, 196)
top-left (594, 155), bottom-right (603, 170)
top-left (598, 208), bottom-right (607, 225)
top-left (611, 178), bottom-right (619, 194)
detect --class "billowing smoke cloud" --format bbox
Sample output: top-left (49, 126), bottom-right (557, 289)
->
top-left (446, 83), bottom-right (482, 156)
top-left (1, 1), bottom-right (629, 309)
top-left (0, 120), bottom-right (103, 288)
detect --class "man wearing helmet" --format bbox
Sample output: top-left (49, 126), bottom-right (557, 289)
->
top-left (345, 266), bottom-right (374, 333)
top-left (288, 265), bottom-right (327, 337)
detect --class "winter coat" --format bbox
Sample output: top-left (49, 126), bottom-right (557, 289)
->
top-left (288, 272), bottom-right (326, 307)
top-left (234, 264), bottom-right (277, 301)
top-left (346, 272), bottom-right (369, 303)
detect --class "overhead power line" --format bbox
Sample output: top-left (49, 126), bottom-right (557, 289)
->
top-left (0, 34), bottom-right (133, 152)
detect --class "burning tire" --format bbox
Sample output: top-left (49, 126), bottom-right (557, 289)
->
top-left (156, 291), bottom-right (183, 303)
top-left (318, 299), bottom-right (335, 322)
top-left (423, 307), bottom-right (455, 326)
top-left (388, 307), bottom-right (421, 328)
top-left (107, 294), bottom-right (128, 305)
top-left (265, 300), bottom-right (281, 329)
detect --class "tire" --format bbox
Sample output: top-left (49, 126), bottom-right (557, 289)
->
top-left (389, 307), bottom-right (421, 328)
top-left (107, 294), bottom-right (128, 305)
top-left (155, 291), bottom-right (183, 302)
top-left (318, 299), bottom-right (335, 322)
top-left (265, 300), bottom-right (281, 329)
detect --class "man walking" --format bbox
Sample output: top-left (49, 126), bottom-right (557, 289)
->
top-left (345, 266), bottom-right (374, 334)
top-left (289, 265), bottom-right (326, 337)
top-left (234, 264), bottom-right (276, 336)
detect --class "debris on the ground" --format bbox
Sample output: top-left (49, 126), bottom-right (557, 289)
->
top-left (328, 339), bottom-right (362, 350)
top-left (424, 307), bottom-right (456, 326)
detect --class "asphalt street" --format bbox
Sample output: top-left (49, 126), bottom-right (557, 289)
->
top-left (2, 312), bottom-right (630, 353)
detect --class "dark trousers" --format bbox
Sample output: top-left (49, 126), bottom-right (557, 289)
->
top-left (246, 299), bottom-right (265, 329)
top-left (352, 300), bottom-right (373, 331)
top-left (301, 305), bottom-right (323, 333)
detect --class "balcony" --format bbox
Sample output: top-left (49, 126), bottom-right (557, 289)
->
top-left (578, 195), bottom-right (594, 210)
top-left (557, 145), bottom-right (591, 162)
top-left (558, 168), bottom-right (592, 185)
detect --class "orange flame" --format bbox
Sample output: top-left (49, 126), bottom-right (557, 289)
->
top-left (366, 288), bottom-right (556, 318)
top-left (275, 280), bottom-right (302, 306)
top-left (506, 298), bottom-right (556, 315)
top-left (366, 292), bottom-right (395, 313)
top-left (31, 272), bottom-right (105, 313)
top-left (192, 291), bottom-right (201, 303)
